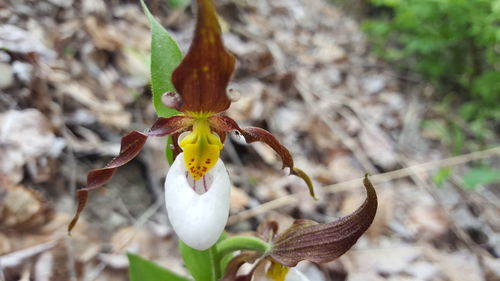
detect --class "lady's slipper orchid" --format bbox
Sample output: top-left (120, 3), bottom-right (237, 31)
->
top-left (68, 0), bottom-right (314, 250)
top-left (221, 176), bottom-right (377, 281)
top-left (164, 152), bottom-right (231, 250)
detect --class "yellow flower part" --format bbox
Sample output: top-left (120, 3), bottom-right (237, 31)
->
top-left (266, 260), bottom-right (290, 281)
top-left (179, 115), bottom-right (223, 180)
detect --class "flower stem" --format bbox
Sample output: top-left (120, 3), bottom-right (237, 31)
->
top-left (214, 236), bottom-right (270, 277)
top-left (216, 236), bottom-right (271, 257)
top-left (209, 245), bottom-right (220, 280)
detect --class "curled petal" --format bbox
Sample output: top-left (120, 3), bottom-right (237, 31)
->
top-left (148, 115), bottom-right (194, 136)
top-left (68, 131), bottom-right (147, 233)
top-left (238, 127), bottom-right (293, 169)
top-left (221, 252), bottom-right (261, 281)
top-left (171, 133), bottom-right (183, 159)
top-left (164, 152), bottom-right (231, 250)
top-left (68, 116), bottom-right (193, 234)
top-left (257, 220), bottom-right (279, 241)
top-left (172, 0), bottom-right (236, 113)
top-left (209, 115), bottom-right (315, 198)
top-left (269, 175), bottom-right (378, 267)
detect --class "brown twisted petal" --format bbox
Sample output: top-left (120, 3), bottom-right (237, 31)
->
top-left (68, 116), bottom-right (193, 234)
top-left (172, 0), bottom-right (236, 113)
top-left (209, 115), bottom-right (316, 198)
top-left (257, 220), bottom-right (279, 241)
top-left (223, 255), bottom-right (269, 281)
top-left (269, 175), bottom-right (378, 267)
top-left (220, 252), bottom-right (261, 281)
top-left (171, 133), bottom-right (183, 159)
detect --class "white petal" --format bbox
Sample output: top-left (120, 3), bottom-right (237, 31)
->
top-left (164, 152), bottom-right (231, 250)
top-left (285, 269), bottom-right (311, 281)
top-left (254, 265), bottom-right (310, 281)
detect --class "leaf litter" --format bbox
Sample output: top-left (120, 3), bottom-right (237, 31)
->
top-left (0, 0), bottom-right (499, 280)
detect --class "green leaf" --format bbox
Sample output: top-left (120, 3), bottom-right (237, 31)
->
top-left (140, 0), bottom-right (183, 118)
top-left (128, 253), bottom-right (192, 281)
top-left (141, 0), bottom-right (183, 164)
top-left (166, 135), bottom-right (175, 165)
top-left (433, 167), bottom-right (452, 186)
top-left (179, 234), bottom-right (229, 281)
top-left (179, 241), bottom-right (218, 281)
top-left (462, 167), bottom-right (500, 189)
top-left (166, 0), bottom-right (190, 9)
top-left (421, 120), bottom-right (451, 144)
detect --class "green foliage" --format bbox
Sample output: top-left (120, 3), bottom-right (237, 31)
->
top-left (128, 253), bottom-right (192, 281)
top-left (179, 234), bottom-right (230, 281)
top-left (179, 241), bottom-right (219, 281)
top-left (141, 0), bottom-right (183, 165)
top-left (363, 0), bottom-right (500, 121)
top-left (365, 1), bottom-right (500, 190)
top-left (462, 167), bottom-right (500, 189)
top-left (140, 0), bottom-right (183, 118)
top-left (433, 167), bottom-right (452, 186)
top-left (165, 0), bottom-right (190, 9)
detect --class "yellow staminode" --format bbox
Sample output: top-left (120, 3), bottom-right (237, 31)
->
top-left (180, 116), bottom-right (223, 180)
top-left (266, 260), bottom-right (290, 281)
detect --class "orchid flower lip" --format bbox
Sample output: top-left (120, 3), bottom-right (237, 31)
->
top-left (179, 117), bottom-right (223, 180)
top-left (164, 152), bottom-right (231, 250)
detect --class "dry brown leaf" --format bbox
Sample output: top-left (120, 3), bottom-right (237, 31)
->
top-left (358, 127), bottom-right (398, 170)
top-left (0, 185), bottom-right (53, 231)
top-left (84, 16), bottom-right (124, 51)
top-left (59, 82), bottom-right (131, 128)
top-left (408, 204), bottom-right (450, 241)
top-left (0, 25), bottom-right (56, 60)
top-left (345, 245), bottom-right (421, 276)
top-left (230, 186), bottom-right (250, 212)
top-left (425, 248), bottom-right (485, 281)
top-left (0, 232), bottom-right (11, 255)
top-left (0, 109), bottom-right (64, 185)
top-left (328, 154), bottom-right (365, 182)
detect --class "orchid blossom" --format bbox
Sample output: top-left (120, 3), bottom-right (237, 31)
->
top-left (68, 0), bottom-right (313, 250)
top-left (221, 176), bottom-right (378, 281)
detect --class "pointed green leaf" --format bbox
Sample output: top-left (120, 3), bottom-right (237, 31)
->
top-left (128, 253), bottom-right (192, 281)
top-left (140, 0), bottom-right (182, 118)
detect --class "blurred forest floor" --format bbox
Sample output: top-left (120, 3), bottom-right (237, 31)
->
top-left (1, 0), bottom-right (499, 280)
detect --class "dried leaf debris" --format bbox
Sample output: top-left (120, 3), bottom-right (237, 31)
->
top-left (0, 0), bottom-right (498, 280)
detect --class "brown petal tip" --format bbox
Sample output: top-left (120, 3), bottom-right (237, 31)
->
top-left (291, 167), bottom-right (316, 199)
top-left (68, 189), bottom-right (89, 234)
top-left (269, 175), bottom-right (378, 267)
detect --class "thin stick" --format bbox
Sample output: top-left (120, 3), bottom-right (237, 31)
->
top-left (228, 146), bottom-right (500, 224)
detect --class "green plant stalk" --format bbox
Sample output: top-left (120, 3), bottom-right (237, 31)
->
top-left (214, 236), bottom-right (270, 276)
top-left (216, 236), bottom-right (271, 257)
top-left (209, 246), bottom-right (220, 280)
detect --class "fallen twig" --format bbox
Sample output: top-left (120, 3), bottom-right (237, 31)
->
top-left (228, 146), bottom-right (500, 224)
